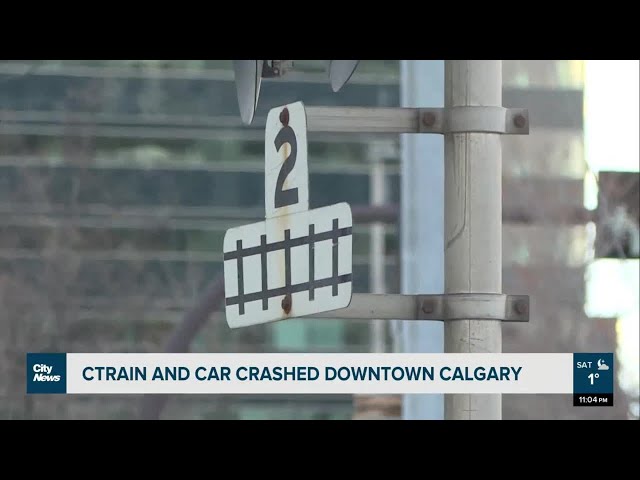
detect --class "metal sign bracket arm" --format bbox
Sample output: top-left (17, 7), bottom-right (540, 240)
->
top-left (305, 293), bottom-right (530, 323)
top-left (304, 106), bottom-right (529, 135)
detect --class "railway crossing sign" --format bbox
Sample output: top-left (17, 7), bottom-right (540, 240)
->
top-left (223, 101), bottom-right (353, 328)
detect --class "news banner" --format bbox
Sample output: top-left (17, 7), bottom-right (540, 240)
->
top-left (26, 352), bottom-right (614, 406)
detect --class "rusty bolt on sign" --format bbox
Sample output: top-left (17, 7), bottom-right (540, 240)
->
top-left (513, 114), bottom-right (526, 129)
top-left (281, 294), bottom-right (292, 314)
top-left (514, 299), bottom-right (528, 315)
top-left (422, 111), bottom-right (437, 128)
top-left (279, 107), bottom-right (289, 126)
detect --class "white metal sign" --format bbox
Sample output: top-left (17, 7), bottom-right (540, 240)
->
top-left (224, 102), bottom-right (353, 328)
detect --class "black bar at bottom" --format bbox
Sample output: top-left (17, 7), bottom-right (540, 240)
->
top-left (573, 393), bottom-right (614, 407)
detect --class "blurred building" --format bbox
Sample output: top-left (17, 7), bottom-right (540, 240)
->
top-left (500, 60), bottom-right (629, 419)
top-left (0, 60), bottom-right (401, 419)
top-left (0, 60), bottom-right (630, 420)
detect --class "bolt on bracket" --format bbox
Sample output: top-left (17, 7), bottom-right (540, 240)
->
top-left (306, 293), bottom-right (530, 322)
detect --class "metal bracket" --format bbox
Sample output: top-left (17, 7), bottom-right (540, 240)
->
top-left (261, 60), bottom-right (294, 78)
top-left (305, 106), bottom-right (529, 135)
top-left (306, 293), bottom-right (529, 322)
top-left (419, 107), bottom-right (529, 135)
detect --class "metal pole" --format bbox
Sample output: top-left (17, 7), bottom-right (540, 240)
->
top-left (369, 141), bottom-right (388, 353)
top-left (396, 60), bottom-right (445, 420)
top-left (444, 60), bottom-right (503, 420)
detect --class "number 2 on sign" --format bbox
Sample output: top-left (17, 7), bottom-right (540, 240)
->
top-left (273, 125), bottom-right (298, 208)
top-left (264, 102), bottom-right (309, 219)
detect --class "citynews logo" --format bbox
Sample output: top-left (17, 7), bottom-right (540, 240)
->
top-left (32, 364), bottom-right (61, 382)
top-left (26, 353), bottom-right (67, 394)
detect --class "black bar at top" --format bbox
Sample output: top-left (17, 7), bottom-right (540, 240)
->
top-left (260, 234), bottom-right (268, 311)
top-left (224, 226), bottom-right (352, 261)
top-left (225, 274), bottom-right (352, 308)
top-left (236, 239), bottom-right (245, 315)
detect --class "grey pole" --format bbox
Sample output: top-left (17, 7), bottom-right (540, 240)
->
top-left (396, 60), bottom-right (445, 420)
top-left (444, 60), bottom-right (503, 420)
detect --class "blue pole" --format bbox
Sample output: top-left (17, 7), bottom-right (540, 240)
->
top-left (395, 60), bottom-right (445, 420)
